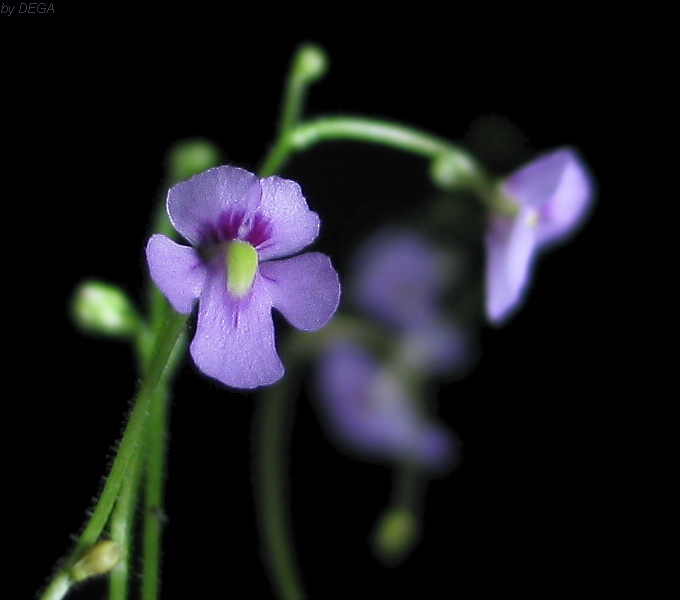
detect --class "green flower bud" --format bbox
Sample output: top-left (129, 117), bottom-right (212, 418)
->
top-left (430, 152), bottom-right (478, 191)
top-left (72, 281), bottom-right (140, 337)
top-left (372, 508), bottom-right (419, 565)
top-left (293, 43), bottom-right (328, 85)
top-left (71, 540), bottom-right (121, 582)
top-left (167, 139), bottom-right (220, 183)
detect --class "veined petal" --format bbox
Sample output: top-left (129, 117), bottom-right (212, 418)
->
top-left (190, 271), bottom-right (283, 389)
top-left (259, 252), bottom-right (340, 331)
top-left (168, 166), bottom-right (262, 246)
top-left (146, 234), bottom-right (207, 314)
top-left (255, 176), bottom-right (320, 260)
top-left (485, 211), bottom-right (538, 323)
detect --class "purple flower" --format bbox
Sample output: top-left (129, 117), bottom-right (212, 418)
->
top-left (317, 341), bottom-right (456, 470)
top-left (146, 165), bottom-right (340, 389)
top-left (352, 230), bottom-right (469, 374)
top-left (352, 230), bottom-right (449, 330)
top-left (486, 148), bottom-right (593, 324)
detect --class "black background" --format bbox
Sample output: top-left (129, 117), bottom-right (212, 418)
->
top-left (4, 5), bottom-right (629, 599)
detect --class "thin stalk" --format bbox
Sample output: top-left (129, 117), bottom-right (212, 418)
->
top-left (140, 383), bottom-right (168, 600)
top-left (39, 310), bottom-right (188, 600)
top-left (255, 336), bottom-right (309, 600)
top-left (258, 44), bottom-right (327, 178)
top-left (291, 116), bottom-right (459, 158)
top-left (109, 426), bottom-right (144, 600)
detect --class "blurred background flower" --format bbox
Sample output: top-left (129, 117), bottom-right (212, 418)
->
top-left (317, 340), bottom-right (457, 470)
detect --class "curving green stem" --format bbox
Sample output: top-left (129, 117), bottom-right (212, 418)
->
top-left (292, 116), bottom-right (462, 159)
top-left (39, 310), bottom-right (188, 600)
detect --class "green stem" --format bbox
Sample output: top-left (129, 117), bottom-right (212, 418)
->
top-left (258, 44), bottom-right (326, 178)
top-left (140, 383), bottom-right (168, 600)
top-left (109, 427), bottom-right (144, 600)
top-left (293, 116), bottom-right (486, 187)
top-left (255, 335), bottom-right (310, 600)
top-left (38, 310), bottom-right (188, 600)
top-left (140, 319), bottom-right (186, 600)
top-left (292, 116), bottom-right (458, 158)
top-left (138, 299), bottom-right (187, 600)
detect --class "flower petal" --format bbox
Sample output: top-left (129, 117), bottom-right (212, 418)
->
top-left (503, 148), bottom-right (573, 209)
top-left (190, 271), bottom-right (283, 389)
top-left (168, 166), bottom-right (262, 246)
top-left (485, 210), bottom-right (538, 323)
top-left (146, 234), bottom-right (207, 314)
top-left (351, 230), bottom-right (449, 329)
top-left (535, 150), bottom-right (592, 247)
top-left (503, 148), bottom-right (593, 247)
top-left (316, 341), bottom-right (455, 469)
top-left (399, 319), bottom-right (471, 375)
top-left (260, 252), bottom-right (340, 331)
top-left (255, 176), bottom-right (320, 260)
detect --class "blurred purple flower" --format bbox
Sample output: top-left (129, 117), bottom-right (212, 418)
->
top-left (352, 230), bottom-right (468, 374)
top-left (486, 148), bottom-right (593, 324)
top-left (317, 341), bottom-right (456, 470)
top-left (353, 231), bottom-right (449, 330)
top-left (146, 165), bottom-right (340, 389)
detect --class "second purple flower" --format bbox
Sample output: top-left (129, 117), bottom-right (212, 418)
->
top-left (146, 166), bottom-right (340, 389)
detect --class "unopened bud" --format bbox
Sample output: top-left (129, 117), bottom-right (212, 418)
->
top-left (167, 139), bottom-right (220, 183)
top-left (372, 508), bottom-right (419, 565)
top-left (71, 540), bottom-right (121, 582)
top-left (430, 152), bottom-right (478, 191)
top-left (293, 43), bottom-right (328, 85)
top-left (72, 281), bottom-right (140, 337)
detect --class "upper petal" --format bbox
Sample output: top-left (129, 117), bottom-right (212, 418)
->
top-left (503, 148), bottom-right (593, 247)
top-left (259, 252), bottom-right (340, 331)
top-left (190, 269), bottom-right (283, 389)
top-left (167, 166), bottom-right (262, 246)
top-left (485, 211), bottom-right (538, 324)
top-left (535, 149), bottom-right (593, 246)
top-left (146, 234), bottom-right (207, 314)
top-left (254, 176), bottom-right (320, 260)
top-left (503, 149), bottom-right (574, 209)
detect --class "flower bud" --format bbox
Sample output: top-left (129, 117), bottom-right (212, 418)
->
top-left (167, 139), bottom-right (220, 183)
top-left (293, 43), bottom-right (328, 85)
top-left (71, 540), bottom-right (121, 582)
top-left (430, 152), bottom-right (478, 191)
top-left (72, 281), bottom-right (140, 337)
top-left (372, 507), bottom-right (419, 565)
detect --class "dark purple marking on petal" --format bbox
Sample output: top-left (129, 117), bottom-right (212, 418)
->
top-left (198, 208), bottom-right (273, 254)
top-left (244, 212), bottom-right (273, 249)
